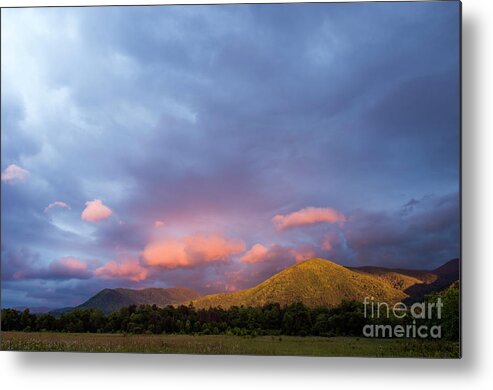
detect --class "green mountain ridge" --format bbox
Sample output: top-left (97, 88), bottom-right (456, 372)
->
top-left (49, 258), bottom-right (459, 314)
top-left (74, 287), bottom-right (201, 314)
top-left (347, 258), bottom-right (459, 303)
top-left (190, 258), bottom-right (410, 309)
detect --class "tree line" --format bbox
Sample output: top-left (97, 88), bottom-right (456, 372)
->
top-left (1, 301), bottom-right (365, 337)
top-left (1, 284), bottom-right (459, 340)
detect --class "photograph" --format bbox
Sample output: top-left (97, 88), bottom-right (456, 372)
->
top-left (1, 1), bottom-right (461, 358)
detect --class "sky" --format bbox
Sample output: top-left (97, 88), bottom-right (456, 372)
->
top-left (1, 2), bottom-right (460, 309)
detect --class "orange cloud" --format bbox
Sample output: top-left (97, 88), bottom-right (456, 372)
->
top-left (81, 199), bottom-right (112, 222)
top-left (44, 201), bottom-right (71, 213)
top-left (1, 164), bottom-right (30, 183)
top-left (272, 207), bottom-right (346, 230)
top-left (240, 243), bottom-right (269, 263)
top-left (142, 233), bottom-right (245, 269)
top-left (95, 259), bottom-right (148, 282)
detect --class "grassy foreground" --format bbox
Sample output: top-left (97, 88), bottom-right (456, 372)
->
top-left (1, 332), bottom-right (459, 357)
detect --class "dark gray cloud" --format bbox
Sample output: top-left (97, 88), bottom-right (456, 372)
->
top-left (341, 193), bottom-right (460, 269)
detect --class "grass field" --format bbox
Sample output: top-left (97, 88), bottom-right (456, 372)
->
top-left (1, 332), bottom-right (460, 357)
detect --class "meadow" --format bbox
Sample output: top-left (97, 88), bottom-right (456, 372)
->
top-left (1, 332), bottom-right (460, 358)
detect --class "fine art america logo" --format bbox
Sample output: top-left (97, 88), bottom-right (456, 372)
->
top-left (362, 297), bottom-right (443, 339)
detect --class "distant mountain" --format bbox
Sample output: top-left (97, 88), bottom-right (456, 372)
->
top-left (48, 307), bottom-right (74, 316)
top-left (350, 258), bottom-right (459, 303)
top-left (402, 258), bottom-right (460, 302)
top-left (349, 267), bottom-right (426, 290)
top-left (190, 258), bottom-right (408, 309)
top-left (11, 306), bottom-right (52, 314)
top-left (56, 287), bottom-right (201, 314)
top-left (433, 258), bottom-right (460, 279)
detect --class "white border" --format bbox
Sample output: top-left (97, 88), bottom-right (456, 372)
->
top-left (1, 0), bottom-right (493, 389)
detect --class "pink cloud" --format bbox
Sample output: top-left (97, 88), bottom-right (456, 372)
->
top-left (47, 257), bottom-right (92, 279)
top-left (272, 206), bottom-right (346, 230)
top-left (322, 231), bottom-right (341, 252)
top-left (6, 252), bottom-right (94, 281)
top-left (44, 201), bottom-right (71, 213)
top-left (142, 233), bottom-right (245, 269)
top-left (240, 243), bottom-right (269, 263)
top-left (241, 242), bottom-right (317, 265)
top-left (205, 270), bottom-right (244, 293)
top-left (81, 199), bottom-right (112, 222)
top-left (290, 245), bottom-right (318, 263)
top-left (322, 238), bottom-right (333, 251)
top-left (154, 220), bottom-right (165, 228)
top-left (1, 164), bottom-right (30, 183)
top-left (209, 244), bottom-right (318, 293)
top-left (95, 259), bottom-right (148, 282)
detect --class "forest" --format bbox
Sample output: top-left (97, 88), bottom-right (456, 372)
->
top-left (1, 283), bottom-right (459, 341)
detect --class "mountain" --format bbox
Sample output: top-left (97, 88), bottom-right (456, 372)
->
top-left (350, 258), bottom-right (459, 303)
top-left (348, 267), bottom-right (426, 290)
top-left (11, 306), bottom-right (52, 314)
top-left (402, 258), bottom-right (460, 302)
top-left (48, 307), bottom-right (74, 316)
top-left (47, 258), bottom-right (459, 314)
top-left (190, 258), bottom-right (408, 309)
top-left (433, 258), bottom-right (460, 280)
top-left (72, 287), bottom-right (201, 314)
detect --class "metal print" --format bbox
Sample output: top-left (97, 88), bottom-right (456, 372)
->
top-left (0, 1), bottom-right (461, 357)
